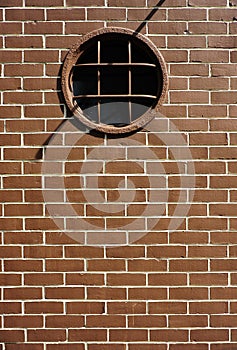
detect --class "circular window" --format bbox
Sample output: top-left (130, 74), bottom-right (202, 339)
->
top-left (62, 27), bottom-right (168, 134)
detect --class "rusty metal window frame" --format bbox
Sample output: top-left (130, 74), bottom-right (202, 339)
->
top-left (62, 27), bottom-right (168, 134)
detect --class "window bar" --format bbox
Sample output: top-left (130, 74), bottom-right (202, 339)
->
top-left (128, 40), bottom-right (132, 123)
top-left (97, 40), bottom-right (101, 124)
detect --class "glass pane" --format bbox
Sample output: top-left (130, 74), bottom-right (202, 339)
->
top-left (72, 67), bottom-right (98, 96)
top-left (75, 98), bottom-right (99, 123)
top-left (100, 99), bottom-right (130, 126)
top-left (100, 39), bottom-right (128, 63)
top-left (131, 66), bottom-right (158, 96)
top-left (100, 67), bottom-right (128, 95)
top-left (131, 98), bottom-right (152, 121)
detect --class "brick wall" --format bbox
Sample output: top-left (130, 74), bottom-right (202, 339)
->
top-left (0, 0), bottom-right (237, 349)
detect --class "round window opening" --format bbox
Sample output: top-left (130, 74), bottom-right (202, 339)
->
top-left (62, 27), bottom-right (168, 134)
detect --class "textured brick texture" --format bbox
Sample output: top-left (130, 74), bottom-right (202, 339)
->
top-left (0, 0), bottom-right (237, 349)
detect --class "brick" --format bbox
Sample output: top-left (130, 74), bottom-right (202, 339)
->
top-left (169, 9), bottom-right (207, 20)
top-left (45, 287), bottom-right (84, 300)
top-left (190, 133), bottom-right (227, 145)
top-left (170, 345), bottom-right (208, 350)
top-left (209, 8), bottom-right (237, 21)
top-left (107, 273), bottom-right (146, 286)
top-left (28, 329), bottom-right (66, 342)
top-left (191, 50), bottom-right (229, 63)
top-left (190, 77), bottom-right (229, 90)
top-left (170, 64), bottom-right (209, 76)
top-left (3, 176), bottom-right (41, 188)
top-left (23, 78), bottom-right (58, 90)
top-left (194, 189), bottom-right (227, 202)
top-left (4, 204), bottom-right (43, 216)
top-left (0, 78), bottom-right (21, 90)
top-left (0, 106), bottom-right (22, 118)
top-left (25, 22), bottom-right (63, 35)
top-left (148, 22), bottom-right (186, 34)
top-left (5, 64), bottom-right (43, 77)
top-left (47, 8), bottom-right (85, 20)
top-left (127, 8), bottom-right (166, 21)
top-left (66, 273), bottom-right (104, 286)
top-left (24, 50), bottom-right (59, 63)
top-left (6, 345), bottom-right (43, 350)
top-left (4, 260), bottom-right (43, 272)
top-left (211, 119), bottom-right (237, 131)
top-left (66, 302), bottom-right (104, 314)
top-left (4, 287), bottom-right (42, 300)
top-left (128, 315), bottom-right (166, 328)
top-left (191, 329), bottom-right (228, 342)
top-left (0, 0), bottom-right (23, 5)
top-left (4, 232), bottom-right (43, 244)
top-left (46, 315), bottom-right (84, 328)
top-left (108, 302), bottom-right (146, 314)
top-left (46, 259), bottom-right (84, 272)
top-left (47, 345), bottom-right (84, 350)
top-left (0, 273), bottom-right (21, 286)
top-left (211, 175), bottom-right (237, 188)
top-left (25, 302), bottom-right (63, 314)
top-left (26, 0), bottom-right (63, 5)
top-left (147, 246), bottom-right (186, 258)
top-left (211, 287), bottom-right (237, 299)
top-left (0, 302), bottom-right (22, 314)
top-left (24, 273), bottom-right (63, 286)
top-left (87, 315), bottom-right (126, 328)
top-left (212, 91), bottom-right (237, 104)
top-left (0, 50), bottom-right (22, 62)
top-left (149, 301), bottom-right (187, 314)
top-left (190, 273), bottom-right (228, 285)
top-left (168, 36), bottom-right (206, 48)
top-left (69, 329), bottom-right (107, 342)
top-left (189, 22), bottom-right (227, 34)
top-left (4, 92), bottom-right (42, 104)
top-left (6, 9), bottom-right (44, 21)
top-left (212, 64), bottom-right (237, 77)
top-left (6, 119), bottom-right (44, 132)
top-left (87, 287), bottom-right (126, 300)
top-left (188, 246), bottom-right (227, 258)
top-left (189, 0), bottom-right (227, 5)
top-left (0, 161), bottom-right (21, 174)
top-left (6, 36), bottom-right (43, 48)
top-left (150, 329), bottom-right (188, 342)
top-left (128, 259), bottom-right (167, 272)
top-left (4, 315), bottom-right (43, 328)
top-left (128, 288), bottom-right (167, 300)
top-left (0, 331), bottom-right (24, 342)
top-left (169, 315), bottom-right (208, 328)
top-left (110, 329), bottom-right (148, 342)
top-left (161, 50), bottom-right (188, 63)
top-left (0, 218), bottom-right (22, 230)
top-left (190, 301), bottom-right (228, 314)
top-left (65, 22), bottom-right (102, 34)
top-left (189, 105), bottom-right (227, 118)
top-left (24, 246), bottom-right (62, 258)
top-left (170, 91), bottom-right (209, 104)
top-left (149, 273), bottom-right (187, 286)
top-left (209, 36), bottom-right (237, 48)
top-left (170, 287), bottom-right (208, 300)
top-left (188, 218), bottom-right (227, 230)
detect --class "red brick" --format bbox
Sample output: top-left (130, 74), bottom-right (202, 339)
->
top-left (150, 329), bottom-right (188, 342)
top-left (28, 329), bottom-right (66, 342)
top-left (191, 329), bottom-right (228, 342)
top-left (189, 22), bottom-right (227, 34)
top-left (66, 302), bottom-right (104, 315)
top-left (110, 329), bottom-right (148, 342)
top-left (25, 22), bottom-right (63, 34)
top-left (209, 36), bottom-right (237, 48)
top-left (190, 273), bottom-right (228, 286)
top-left (169, 315), bottom-right (208, 328)
top-left (4, 92), bottom-right (42, 104)
top-left (0, 22), bottom-right (22, 34)
top-left (4, 315), bottom-right (43, 328)
top-left (128, 288), bottom-right (167, 300)
top-left (168, 8), bottom-right (207, 20)
top-left (190, 50), bottom-right (229, 63)
top-left (170, 287), bottom-right (208, 300)
top-left (25, 302), bottom-right (63, 314)
top-left (6, 345), bottom-right (43, 350)
top-left (0, 78), bottom-right (21, 90)
top-left (69, 329), bottom-right (107, 342)
top-left (190, 301), bottom-right (228, 314)
top-left (47, 8), bottom-right (85, 20)
top-left (169, 36), bottom-right (206, 48)
top-left (0, 273), bottom-right (21, 286)
top-left (0, 302), bottom-right (21, 314)
top-left (6, 36), bottom-right (43, 48)
top-left (4, 287), bottom-right (42, 300)
top-left (66, 273), bottom-right (104, 286)
top-left (0, 0), bottom-right (22, 6)
top-left (0, 331), bottom-right (24, 342)
top-left (45, 287), bottom-right (84, 300)
top-left (26, 0), bottom-right (63, 5)
top-left (46, 315), bottom-right (84, 328)
top-left (6, 9), bottom-right (44, 21)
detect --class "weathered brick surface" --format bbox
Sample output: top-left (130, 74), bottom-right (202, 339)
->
top-left (0, 0), bottom-right (237, 348)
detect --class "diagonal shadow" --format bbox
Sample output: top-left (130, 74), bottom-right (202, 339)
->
top-left (134, 0), bottom-right (167, 34)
